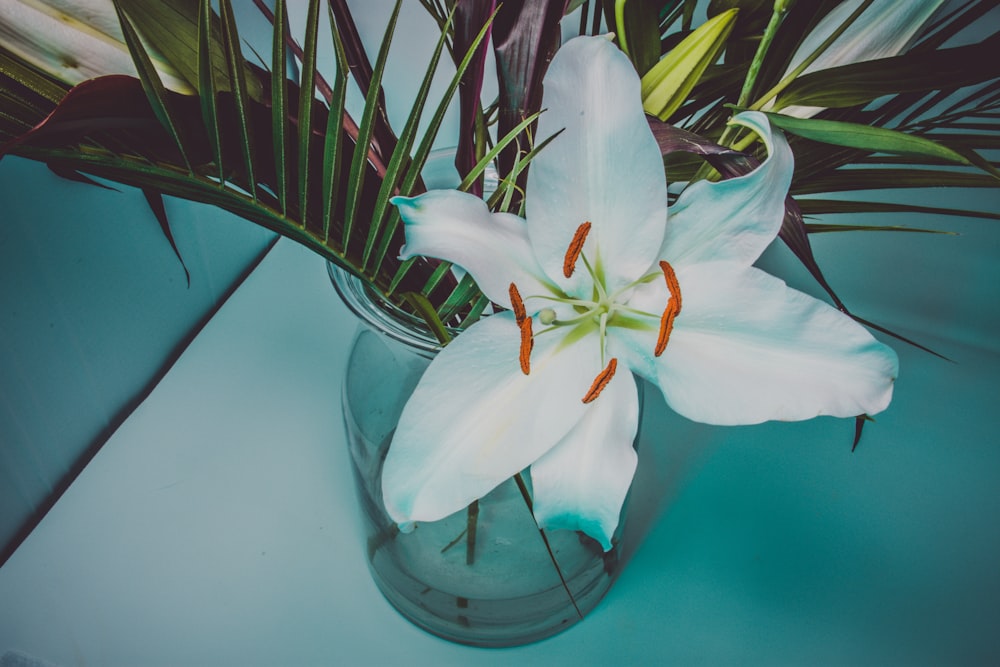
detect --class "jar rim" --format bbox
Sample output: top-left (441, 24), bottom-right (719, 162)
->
top-left (327, 262), bottom-right (454, 354)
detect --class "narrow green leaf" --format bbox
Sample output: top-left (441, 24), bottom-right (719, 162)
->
top-left (0, 48), bottom-right (66, 104)
top-left (114, 0), bottom-right (255, 97)
top-left (641, 8), bottom-right (738, 121)
top-left (371, 10), bottom-right (496, 274)
top-left (218, 0), bottom-right (257, 199)
top-left (271, 0), bottom-right (289, 213)
top-left (805, 223), bottom-right (956, 234)
top-left (486, 130), bottom-right (563, 214)
top-left (457, 111), bottom-right (541, 193)
top-left (402, 292), bottom-right (452, 345)
top-left (792, 169), bottom-right (999, 195)
top-left (363, 8), bottom-right (458, 270)
top-left (322, 13), bottom-right (350, 243)
top-left (113, 0), bottom-right (191, 172)
top-left (342, 0), bottom-right (402, 249)
top-left (777, 34), bottom-right (1000, 111)
top-left (421, 261), bottom-right (455, 298)
top-left (764, 112), bottom-right (973, 166)
top-left (198, 0), bottom-right (224, 184)
top-left (614, 0), bottom-right (661, 75)
top-left (851, 313), bottom-right (949, 361)
top-left (799, 198), bottom-right (1000, 222)
top-left (388, 257), bottom-right (417, 296)
top-left (437, 272), bottom-right (483, 323)
top-left (458, 293), bottom-right (491, 328)
top-left (297, 0), bottom-right (322, 223)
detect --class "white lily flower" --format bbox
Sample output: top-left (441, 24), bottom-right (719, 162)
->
top-left (776, 0), bottom-right (946, 117)
top-left (0, 0), bottom-right (192, 92)
top-left (383, 36), bottom-right (898, 550)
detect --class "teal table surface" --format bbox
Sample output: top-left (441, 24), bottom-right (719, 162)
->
top-left (1, 238), bottom-right (998, 667)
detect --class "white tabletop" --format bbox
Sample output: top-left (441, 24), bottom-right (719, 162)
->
top-left (2, 238), bottom-right (998, 666)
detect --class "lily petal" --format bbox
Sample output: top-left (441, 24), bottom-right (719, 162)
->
top-left (528, 36), bottom-right (667, 296)
top-left (382, 312), bottom-right (602, 526)
top-left (661, 111), bottom-right (793, 270)
top-left (393, 191), bottom-right (554, 311)
top-left (530, 371), bottom-right (639, 551)
top-left (624, 262), bottom-right (898, 425)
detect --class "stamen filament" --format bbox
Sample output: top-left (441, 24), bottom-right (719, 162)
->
top-left (655, 261), bottom-right (682, 357)
top-left (563, 222), bottom-right (592, 278)
top-left (579, 253), bottom-right (607, 302)
top-left (582, 358), bottom-right (618, 404)
top-left (599, 311), bottom-right (608, 366)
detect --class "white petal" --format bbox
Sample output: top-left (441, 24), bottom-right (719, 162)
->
top-left (393, 191), bottom-right (555, 310)
top-left (382, 313), bottom-right (604, 526)
top-left (622, 262), bottom-right (898, 425)
top-left (530, 371), bottom-right (639, 551)
top-left (527, 36), bottom-right (667, 296)
top-left (661, 111), bottom-right (793, 269)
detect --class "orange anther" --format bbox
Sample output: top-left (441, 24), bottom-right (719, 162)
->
top-left (582, 358), bottom-right (617, 404)
top-left (509, 282), bottom-right (526, 324)
top-left (563, 222), bottom-right (592, 278)
top-left (654, 261), bottom-right (682, 357)
top-left (518, 317), bottom-right (533, 375)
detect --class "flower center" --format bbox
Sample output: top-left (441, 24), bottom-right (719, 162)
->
top-left (508, 223), bottom-right (683, 403)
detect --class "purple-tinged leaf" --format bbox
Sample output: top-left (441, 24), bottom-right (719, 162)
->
top-left (328, 0), bottom-right (398, 163)
top-left (492, 0), bottom-right (565, 200)
top-left (0, 75), bottom-right (169, 157)
top-left (453, 0), bottom-right (496, 197)
top-left (47, 164), bottom-right (119, 191)
top-left (143, 189), bottom-right (191, 287)
top-left (852, 414), bottom-right (868, 452)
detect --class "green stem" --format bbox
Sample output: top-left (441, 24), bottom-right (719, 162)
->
top-left (737, 0), bottom-right (793, 110)
top-left (748, 0), bottom-right (875, 112)
top-left (710, 0), bottom-right (794, 174)
top-left (466, 500), bottom-right (479, 565)
top-left (513, 473), bottom-right (583, 620)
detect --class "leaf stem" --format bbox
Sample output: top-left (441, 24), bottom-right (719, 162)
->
top-left (737, 0), bottom-right (793, 110)
top-left (513, 473), bottom-right (584, 620)
top-left (748, 0), bottom-right (875, 113)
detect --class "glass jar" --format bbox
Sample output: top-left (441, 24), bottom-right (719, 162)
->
top-left (329, 264), bottom-right (639, 647)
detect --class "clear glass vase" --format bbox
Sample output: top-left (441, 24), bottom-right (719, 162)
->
top-left (329, 263), bottom-right (640, 647)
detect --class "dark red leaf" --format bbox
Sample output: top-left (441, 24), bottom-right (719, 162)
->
top-left (491, 0), bottom-right (565, 202)
top-left (143, 189), bottom-right (191, 287)
top-left (453, 0), bottom-right (497, 197)
top-left (327, 0), bottom-right (397, 163)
